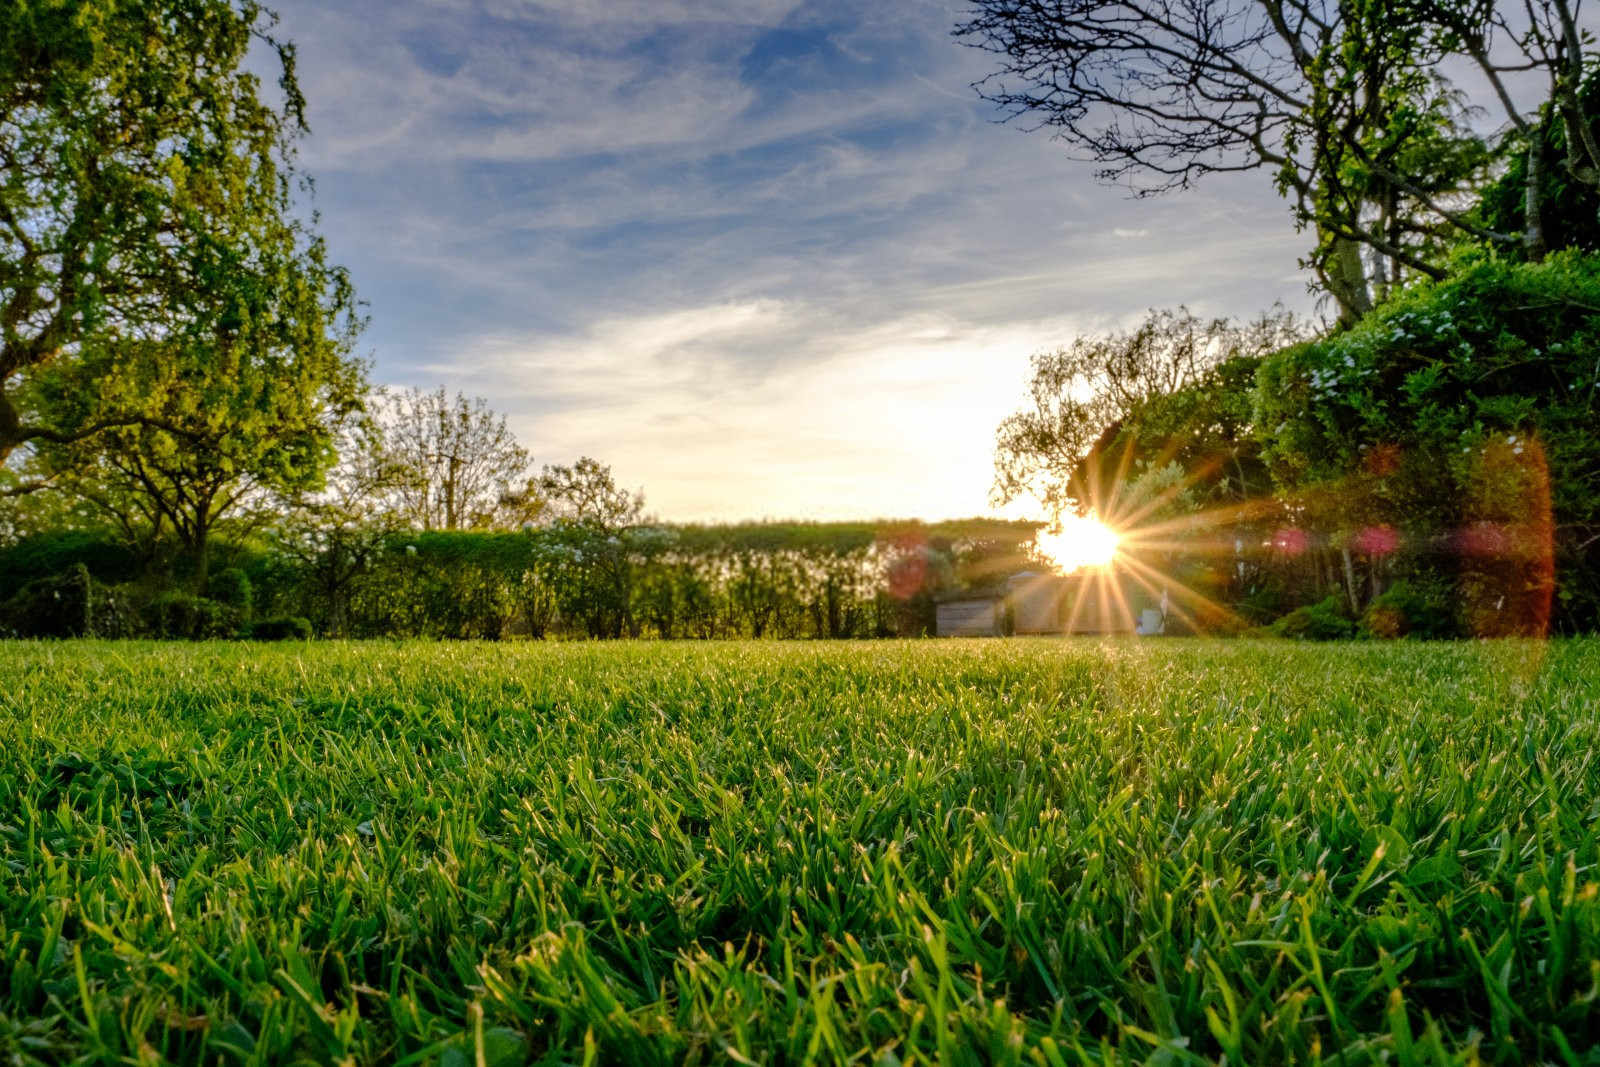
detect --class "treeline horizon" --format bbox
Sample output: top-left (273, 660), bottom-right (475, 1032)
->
top-left (0, 515), bottom-right (1050, 641)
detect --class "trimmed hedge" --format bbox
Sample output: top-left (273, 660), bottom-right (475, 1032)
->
top-left (0, 532), bottom-right (139, 600)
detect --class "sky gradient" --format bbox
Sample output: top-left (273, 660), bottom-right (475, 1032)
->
top-left (274, 0), bottom-right (1316, 522)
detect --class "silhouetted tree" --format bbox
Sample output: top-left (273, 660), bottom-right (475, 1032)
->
top-left (955, 1), bottom-right (1502, 322)
top-left (993, 307), bottom-right (1306, 514)
top-left (374, 388), bottom-right (536, 530)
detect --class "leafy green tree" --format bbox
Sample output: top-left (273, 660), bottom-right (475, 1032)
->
top-left (39, 271), bottom-right (365, 587)
top-left (1, 0), bottom-right (322, 466)
top-left (994, 307), bottom-right (1306, 516)
top-left (1254, 252), bottom-right (1600, 630)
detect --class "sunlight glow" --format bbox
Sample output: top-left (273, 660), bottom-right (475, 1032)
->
top-left (1036, 515), bottom-right (1121, 573)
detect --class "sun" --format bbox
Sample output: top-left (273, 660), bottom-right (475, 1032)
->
top-left (1036, 514), bottom-right (1121, 573)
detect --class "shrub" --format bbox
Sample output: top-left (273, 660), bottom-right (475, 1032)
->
top-left (0, 531), bottom-right (140, 601)
top-left (1360, 579), bottom-right (1458, 639)
top-left (248, 616), bottom-right (313, 641)
top-left (0, 563), bottom-right (93, 637)
top-left (147, 592), bottom-right (237, 640)
top-left (208, 568), bottom-right (253, 619)
top-left (89, 582), bottom-right (147, 638)
top-left (1271, 595), bottom-right (1356, 640)
top-left (1255, 253), bottom-right (1600, 634)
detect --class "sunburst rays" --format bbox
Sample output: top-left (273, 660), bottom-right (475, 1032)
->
top-left (1040, 426), bottom-right (1557, 638)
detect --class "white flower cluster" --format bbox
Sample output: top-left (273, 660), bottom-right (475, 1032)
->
top-left (1461, 433), bottom-right (1527, 456)
top-left (1305, 352), bottom-right (1374, 401)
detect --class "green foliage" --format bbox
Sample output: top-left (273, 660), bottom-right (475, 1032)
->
top-left (347, 532), bottom-right (526, 639)
top-left (1, 639), bottom-right (1597, 1061)
top-left (1361, 579), bottom-right (1459, 639)
top-left (994, 307), bottom-right (1304, 514)
top-left (87, 581), bottom-right (143, 639)
top-left (1257, 253), bottom-right (1600, 493)
top-left (1256, 253), bottom-right (1600, 630)
top-left (1109, 353), bottom-right (1275, 506)
top-left (247, 616), bottom-right (312, 641)
top-left (1271, 595), bottom-right (1357, 640)
top-left (0, 518), bottom-right (1048, 642)
top-left (0, 530), bottom-right (139, 600)
top-left (207, 568), bottom-right (253, 619)
top-left (0, 562), bottom-right (91, 637)
top-left (146, 592), bottom-right (237, 641)
top-left (1476, 68), bottom-right (1600, 258)
top-left (0, 0), bottom-right (342, 463)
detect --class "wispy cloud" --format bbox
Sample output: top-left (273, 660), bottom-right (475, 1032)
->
top-left (270, 0), bottom-right (1315, 520)
top-left (434, 301), bottom-right (1081, 520)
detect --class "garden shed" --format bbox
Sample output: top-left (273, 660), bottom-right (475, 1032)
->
top-left (934, 591), bottom-right (1005, 637)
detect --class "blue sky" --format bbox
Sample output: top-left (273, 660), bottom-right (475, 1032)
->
top-left (273, 0), bottom-right (1313, 521)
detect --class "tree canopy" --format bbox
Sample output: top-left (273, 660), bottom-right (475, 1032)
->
top-left (955, 0), bottom-right (1600, 323)
top-left (993, 307), bottom-right (1306, 514)
top-left (0, 0), bottom-right (337, 469)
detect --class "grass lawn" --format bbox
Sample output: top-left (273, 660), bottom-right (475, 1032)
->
top-left (2, 638), bottom-right (1598, 1064)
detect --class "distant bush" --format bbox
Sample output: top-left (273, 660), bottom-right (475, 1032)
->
top-left (1360, 579), bottom-right (1457, 639)
top-left (1271, 595), bottom-right (1355, 640)
top-left (147, 592), bottom-right (237, 640)
top-left (208, 567), bottom-right (253, 619)
top-left (89, 582), bottom-right (146, 639)
top-left (248, 616), bottom-right (312, 641)
top-left (0, 563), bottom-right (93, 638)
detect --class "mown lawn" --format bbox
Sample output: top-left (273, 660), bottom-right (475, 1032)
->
top-left (1, 638), bottom-right (1597, 1065)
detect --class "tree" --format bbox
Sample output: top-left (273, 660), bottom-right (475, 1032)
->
top-left (1476, 61), bottom-right (1600, 258)
top-left (274, 420), bottom-right (409, 635)
top-left (953, 1), bottom-right (1500, 323)
top-left (35, 233), bottom-right (365, 587)
top-left (535, 458), bottom-right (646, 638)
top-left (373, 387), bottom-right (537, 530)
top-left (537, 456), bottom-right (644, 528)
top-left (1417, 0), bottom-right (1600, 261)
top-left (1, 0), bottom-right (319, 465)
top-left (1253, 252), bottom-right (1600, 631)
top-left (993, 307), bottom-right (1306, 515)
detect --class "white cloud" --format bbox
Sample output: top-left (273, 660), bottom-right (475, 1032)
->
top-left (268, 0), bottom-right (1320, 522)
top-left (395, 299), bottom-right (1082, 521)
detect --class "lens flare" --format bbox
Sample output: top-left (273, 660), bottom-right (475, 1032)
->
top-left (1036, 515), bottom-right (1120, 573)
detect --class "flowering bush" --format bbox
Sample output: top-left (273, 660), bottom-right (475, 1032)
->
top-left (1255, 252), bottom-right (1600, 630)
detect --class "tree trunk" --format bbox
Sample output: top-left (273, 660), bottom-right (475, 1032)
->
top-left (1321, 234), bottom-right (1374, 327)
top-left (0, 388), bottom-right (21, 466)
top-left (194, 520), bottom-right (212, 593)
top-left (1340, 546), bottom-right (1360, 616)
top-left (1525, 131), bottom-right (1548, 262)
